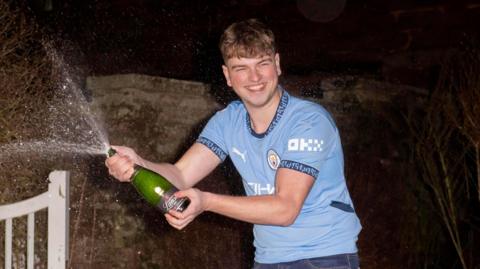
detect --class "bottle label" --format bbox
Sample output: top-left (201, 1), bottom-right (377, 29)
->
top-left (157, 189), bottom-right (189, 213)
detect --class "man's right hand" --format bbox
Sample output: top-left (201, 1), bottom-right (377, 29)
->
top-left (105, 145), bottom-right (144, 182)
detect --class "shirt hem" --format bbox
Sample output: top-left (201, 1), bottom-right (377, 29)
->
top-left (254, 246), bottom-right (358, 264)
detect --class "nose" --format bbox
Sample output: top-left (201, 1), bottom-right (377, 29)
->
top-left (248, 68), bottom-right (262, 82)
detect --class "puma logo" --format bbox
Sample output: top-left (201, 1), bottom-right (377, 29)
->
top-left (232, 147), bottom-right (247, 163)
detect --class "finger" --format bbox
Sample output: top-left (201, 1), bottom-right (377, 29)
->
top-left (115, 160), bottom-right (133, 181)
top-left (113, 145), bottom-right (135, 157)
top-left (165, 213), bottom-right (193, 230)
top-left (112, 160), bottom-right (127, 174)
top-left (110, 145), bottom-right (120, 151)
top-left (178, 216), bottom-right (195, 230)
top-left (107, 159), bottom-right (122, 177)
top-left (105, 156), bottom-right (115, 167)
top-left (121, 166), bottom-right (134, 181)
top-left (164, 213), bottom-right (177, 223)
top-left (165, 213), bottom-right (185, 228)
top-left (106, 152), bottom-right (129, 167)
top-left (114, 155), bottom-right (133, 169)
top-left (173, 190), bottom-right (188, 198)
top-left (168, 209), bottom-right (186, 219)
top-left (108, 157), bottom-right (134, 181)
top-left (110, 145), bottom-right (127, 156)
top-left (171, 220), bottom-right (190, 230)
top-left (171, 223), bottom-right (184, 230)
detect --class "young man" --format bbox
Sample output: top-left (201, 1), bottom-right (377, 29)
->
top-left (106, 19), bottom-right (361, 269)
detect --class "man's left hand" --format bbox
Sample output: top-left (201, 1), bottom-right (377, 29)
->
top-left (164, 188), bottom-right (207, 230)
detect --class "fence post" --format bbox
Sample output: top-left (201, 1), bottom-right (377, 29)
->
top-left (47, 170), bottom-right (70, 269)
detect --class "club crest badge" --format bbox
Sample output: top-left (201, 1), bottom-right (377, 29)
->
top-left (267, 149), bottom-right (281, 170)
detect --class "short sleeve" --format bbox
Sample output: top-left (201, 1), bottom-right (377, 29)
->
top-left (196, 109), bottom-right (229, 162)
top-left (279, 113), bottom-right (338, 179)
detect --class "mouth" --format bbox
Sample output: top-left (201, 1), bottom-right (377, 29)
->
top-left (245, 83), bottom-right (266, 91)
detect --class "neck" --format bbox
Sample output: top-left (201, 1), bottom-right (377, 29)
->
top-left (246, 90), bottom-right (282, 134)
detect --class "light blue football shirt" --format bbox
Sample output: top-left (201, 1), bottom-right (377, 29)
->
top-left (197, 88), bottom-right (362, 263)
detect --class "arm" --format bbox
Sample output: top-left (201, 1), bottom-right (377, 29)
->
top-left (142, 143), bottom-right (222, 189)
top-left (166, 168), bottom-right (314, 229)
top-left (106, 143), bottom-right (221, 190)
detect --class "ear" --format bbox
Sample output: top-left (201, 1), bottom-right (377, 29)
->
top-left (275, 53), bottom-right (282, 76)
top-left (222, 65), bottom-right (232, 87)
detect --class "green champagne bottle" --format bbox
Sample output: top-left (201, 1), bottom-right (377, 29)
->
top-left (108, 148), bottom-right (190, 213)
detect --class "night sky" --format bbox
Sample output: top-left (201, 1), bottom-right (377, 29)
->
top-left (27, 0), bottom-right (480, 89)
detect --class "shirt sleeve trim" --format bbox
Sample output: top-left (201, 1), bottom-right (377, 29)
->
top-left (279, 160), bottom-right (319, 178)
top-left (196, 136), bottom-right (227, 162)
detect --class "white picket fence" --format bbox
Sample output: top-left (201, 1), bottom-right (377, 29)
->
top-left (0, 170), bottom-right (69, 269)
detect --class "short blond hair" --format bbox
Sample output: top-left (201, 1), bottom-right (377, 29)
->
top-left (219, 18), bottom-right (276, 62)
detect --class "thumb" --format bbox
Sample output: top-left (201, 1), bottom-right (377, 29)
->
top-left (110, 145), bottom-right (128, 156)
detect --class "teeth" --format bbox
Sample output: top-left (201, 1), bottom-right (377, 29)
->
top-left (246, 84), bottom-right (264, 91)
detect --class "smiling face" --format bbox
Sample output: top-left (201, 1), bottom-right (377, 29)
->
top-left (222, 53), bottom-right (282, 110)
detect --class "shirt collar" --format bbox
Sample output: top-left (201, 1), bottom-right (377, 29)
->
top-left (246, 85), bottom-right (290, 138)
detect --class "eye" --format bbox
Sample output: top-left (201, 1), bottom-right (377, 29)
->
top-left (233, 67), bottom-right (246, 72)
top-left (260, 60), bottom-right (272, 66)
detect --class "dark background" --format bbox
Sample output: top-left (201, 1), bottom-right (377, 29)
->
top-left (27, 0), bottom-right (480, 90)
top-left (14, 1), bottom-right (480, 268)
